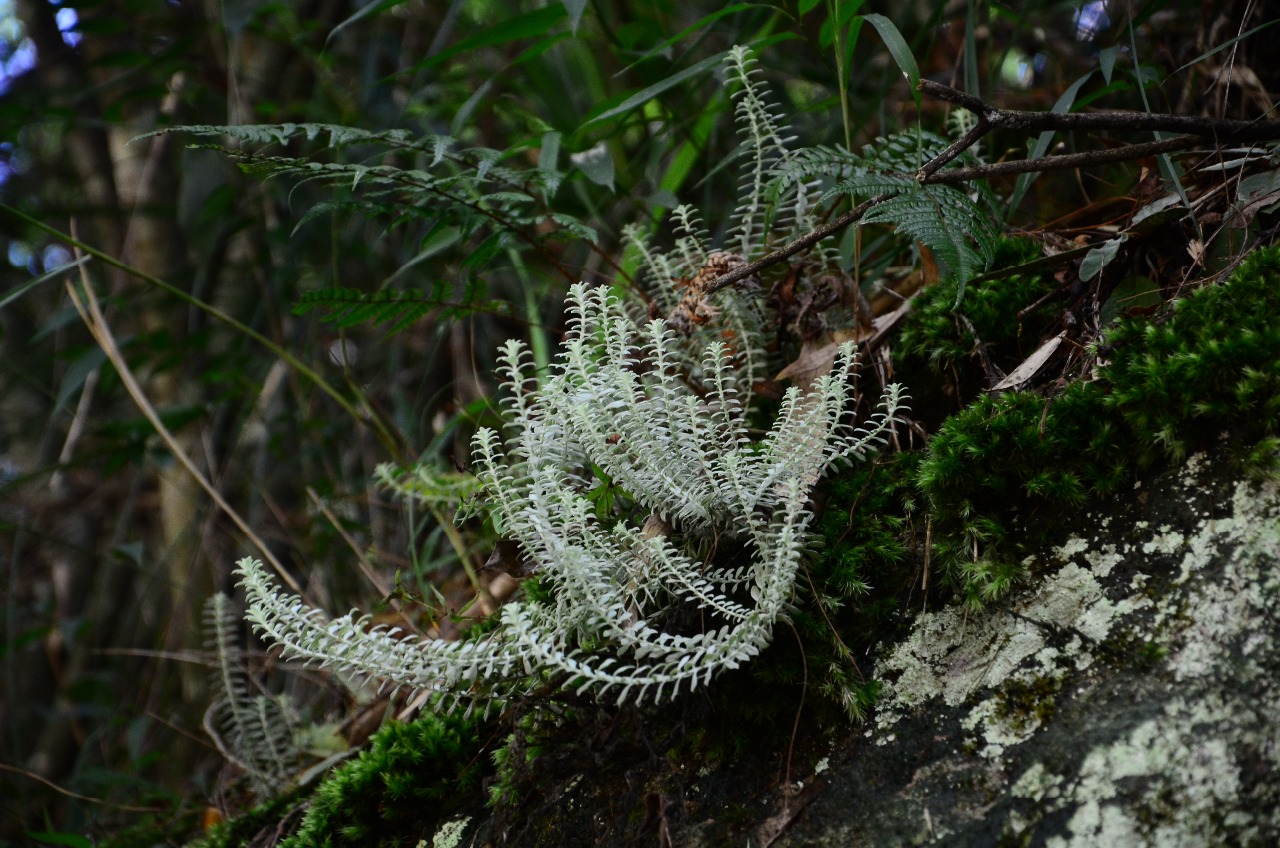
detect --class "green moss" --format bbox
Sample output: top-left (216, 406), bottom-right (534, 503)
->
top-left (1103, 245), bottom-right (1280, 464)
top-left (487, 706), bottom-right (562, 809)
top-left (279, 712), bottom-right (486, 848)
top-left (992, 676), bottom-right (1062, 733)
top-left (916, 382), bottom-right (1123, 604)
top-left (911, 244), bottom-right (1280, 606)
top-left (895, 238), bottom-right (1058, 407)
top-left (182, 788), bottom-right (307, 848)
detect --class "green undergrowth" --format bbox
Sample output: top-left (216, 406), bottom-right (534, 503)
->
top-left (895, 237), bottom-right (1059, 417)
top-left (474, 242), bottom-right (1280, 839)
top-left (187, 244), bottom-right (1280, 847)
top-left (279, 713), bottom-right (487, 848)
top-left (96, 809), bottom-right (206, 848)
top-left (181, 790), bottom-right (306, 848)
top-left (190, 711), bottom-right (488, 848)
top-left (909, 243), bottom-right (1280, 606)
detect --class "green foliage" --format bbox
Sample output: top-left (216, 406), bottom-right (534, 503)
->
top-left (1102, 245), bottom-right (1280, 464)
top-left (782, 131), bottom-right (1001, 282)
top-left (203, 594), bottom-right (301, 798)
top-left (915, 384), bottom-right (1117, 605)
top-left (895, 237), bottom-right (1057, 398)
top-left (913, 244), bottom-right (1280, 606)
top-left (487, 708), bottom-right (561, 809)
top-left (155, 122), bottom-right (596, 283)
top-left (292, 282), bottom-right (512, 334)
top-left (180, 790), bottom-right (306, 848)
top-left (776, 450), bottom-right (924, 720)
top-left (238, 284), bottom-right (903, 711)
top-left (93, 813), bottom-right (202, 848)
top-left (278, 713), bottom-right (486, 848)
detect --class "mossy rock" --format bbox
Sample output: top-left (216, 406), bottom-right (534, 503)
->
top-left (909, 244), bottom-right (1280, 605)
top-left (723, 446), bottom-right (1280, 846)
top-left (188, 246), bottom-right (1280, 848)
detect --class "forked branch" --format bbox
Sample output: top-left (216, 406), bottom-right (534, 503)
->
top-left (675, 80), bottom-right (1280, 314)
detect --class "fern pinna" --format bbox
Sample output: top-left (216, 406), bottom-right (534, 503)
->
top-left (238, 285), bottom-right (902, 711)
top-left (203, 593), bottom-right (300, 795)
top-left (780, 131), bottom-right (1001, 284)
top-left (148, 121), bottom-right (595, 329)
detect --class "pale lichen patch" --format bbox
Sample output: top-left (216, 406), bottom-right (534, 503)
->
top-left (1053, 536), bottom-right (1090, 562)
top-left (1010, 761), bottom-right (1064, 802)
top-left (875, 560), bottom-right (1132, 741)
top-left (1032, 688), bottom-right (1270, 848)
top-left (868, 456), bottom-right (1280, 843)
top-left (1085, 542), bottom-right (1123, 578)
top-left (1141, 528), bottom-right (1185, 555)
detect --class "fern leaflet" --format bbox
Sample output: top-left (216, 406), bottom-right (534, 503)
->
top-left (292, 281), bottom-right (512, 333)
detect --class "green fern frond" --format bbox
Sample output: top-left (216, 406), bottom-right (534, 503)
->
top-left (291, 281), bottom-right (511, 333)
top-left (844, 174), bottom-right (1000, 281)
top-left (375, 462), bottom-right (483, 508)
top-left (779, 130), bottom-right (1000, 281)
top-left (153, 122), bottom-right (594, 267)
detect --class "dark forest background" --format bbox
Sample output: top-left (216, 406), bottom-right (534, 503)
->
top-left (1, 0), bottom-right (1275, 844)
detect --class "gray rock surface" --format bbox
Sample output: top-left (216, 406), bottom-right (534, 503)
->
top-left (682, 451), bottom-right (1280, 847)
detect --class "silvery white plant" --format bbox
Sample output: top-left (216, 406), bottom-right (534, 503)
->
top-left (236, 284), bottom-right (902, 712)
top-left (235, 44), bottom-right (907, 713)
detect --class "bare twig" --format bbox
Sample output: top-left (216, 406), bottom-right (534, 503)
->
top-left (0, 762), bottom-right (167, 813)
top-left (919, 78), bottom-right (1280, 142)
top-left (916, 79), bottom-right (1280, 178)
top-left (305, 487), bottom-right (402, 616)
top-left (668, 81), bottom-right (1280, 316)
top-left (919, 136), bottom-right (1197, 184)
top-left (66, 273), bottom-right (305, 596)
top-left (693, 195), bottom-right (892, 300)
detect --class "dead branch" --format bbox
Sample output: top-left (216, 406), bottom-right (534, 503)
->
top-left (671, 80), bottom-right (1280, 319)
top-left (916, 79), bottom-right (1280, 179)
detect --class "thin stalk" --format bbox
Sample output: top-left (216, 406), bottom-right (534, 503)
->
top-left (2, 203), bottom-right (406, 462)
top-left (65, 275), bottom-right (304, 595)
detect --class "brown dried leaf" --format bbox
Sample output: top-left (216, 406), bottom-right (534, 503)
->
top-left (667, 251), bottom-right (757, 335)
top-left (774, 327), bottom-right (868, 392)
top-left (992, 331), bottom-right (1066, 391)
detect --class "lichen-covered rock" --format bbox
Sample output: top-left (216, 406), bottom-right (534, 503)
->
top-left (680, 450), bottom-right (1280, 847)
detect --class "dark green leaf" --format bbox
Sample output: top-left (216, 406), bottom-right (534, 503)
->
top-left (581, 52), bottom-right (728, 128)
top-left (413, 6), bottom-right (567, 70)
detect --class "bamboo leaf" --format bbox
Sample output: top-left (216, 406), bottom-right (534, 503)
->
top-left (861, 14), bottom-right (920, 111)
top-left (581, 52), bottom-right (728, 128)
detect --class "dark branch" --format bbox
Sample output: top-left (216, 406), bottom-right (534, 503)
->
top-left (666, 80), bottom-right (1280, 323)
top-left (919, 136), bottom-right (1196, 184)
top-left (698, 195), bottom-right (892, 299)
top-left (915, 80), bottom-right (1280, 178)
top-left (918, 79), bottom-right (1280, 140)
